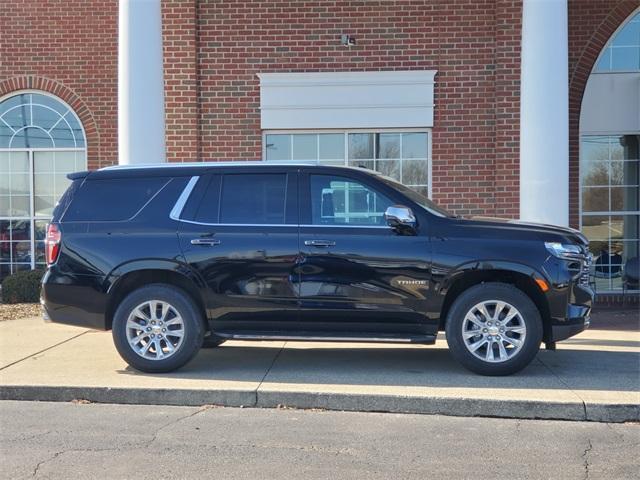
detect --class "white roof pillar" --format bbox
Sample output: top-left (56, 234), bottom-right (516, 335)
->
top-left (118, 0), bottom-right (166, 165)
top-left (519, 0), bottom-right (569, 226)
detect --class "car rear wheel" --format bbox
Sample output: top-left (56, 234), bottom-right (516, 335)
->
top-left (445, 282), bottom-right (543, 376)
top-left (112, 284), bottom-right (204, 373)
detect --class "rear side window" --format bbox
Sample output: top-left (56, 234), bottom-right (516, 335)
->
top-left (63, 177), bottom-right (169, 222)
top-left (51, 178), bottom-right (82, 222)
top-left (219, 174), bottom-right (286, 224)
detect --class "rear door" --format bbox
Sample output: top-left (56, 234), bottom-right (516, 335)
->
top-left (177, 168), bottom-right (299, 333)
top-left (297, 169), bottom-right (433, 336)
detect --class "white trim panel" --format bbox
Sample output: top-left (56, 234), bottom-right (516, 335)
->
top-left (258, 70), bottom-right (437, 129)
top-left (580, 73), bottom-right (640, 135)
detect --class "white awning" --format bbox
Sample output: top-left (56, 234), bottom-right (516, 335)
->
top-left (258, 70), bottom-right (436, 130)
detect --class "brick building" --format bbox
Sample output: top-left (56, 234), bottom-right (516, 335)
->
top-left (0, 0), bottom-right (638, 295)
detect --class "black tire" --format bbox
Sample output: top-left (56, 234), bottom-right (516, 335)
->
top-left (202, 333), bottom-right (226, 348)
top-left (112, 284), bottom-right (204, 373)
top-left (445, 282), bottom-right (543, 376)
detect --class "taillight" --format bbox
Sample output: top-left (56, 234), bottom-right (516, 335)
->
top-left (45, 223), bottom-right (62, 265)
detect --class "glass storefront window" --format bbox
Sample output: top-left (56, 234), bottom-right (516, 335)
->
top-left (581, 135), bottom-right (640, 292)
top-left (264, 131), bottom-right (430, 195)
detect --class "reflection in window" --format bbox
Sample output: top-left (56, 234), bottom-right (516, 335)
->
top-left (310, 175), bottom-right (393, 226)
top-left (581, 135), bottom-right (640, 292)
top-left (594, 11), bottom-right (639, 72)
top-left (0, 92), bottom-right (86, 281)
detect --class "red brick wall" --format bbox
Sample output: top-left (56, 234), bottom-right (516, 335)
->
top-left (3, 0), bottom-right (634, 220)
top-left (163, 0), bottom-right (523, 217)
top-left (162, 0), bottom-right (201, 162)
top-left (567, 0), bottom-right (639, 228)
top-left (0, 0), bottom-right (118, 170)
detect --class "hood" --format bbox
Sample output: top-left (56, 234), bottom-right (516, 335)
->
top-left (461, 216), bottom-right (588, 246)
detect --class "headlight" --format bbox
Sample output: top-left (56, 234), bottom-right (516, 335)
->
top-left (545, 242), bottom-right (584, 259)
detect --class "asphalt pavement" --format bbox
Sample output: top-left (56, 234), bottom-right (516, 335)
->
top-left (1, 400), bottom-right (638, 480)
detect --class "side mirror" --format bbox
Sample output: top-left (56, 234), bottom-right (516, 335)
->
top-left (384, 205), bottom-right (417, 234)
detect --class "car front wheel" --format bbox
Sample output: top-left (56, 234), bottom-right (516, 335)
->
top-left (445, 283), bottom-right (543, 376)
top-left (112, 284), bottom-right (204, 373)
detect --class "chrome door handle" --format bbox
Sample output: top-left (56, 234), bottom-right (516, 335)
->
top-left (190, 238), bottom-right (221, 246)
top-left (304, 240), bottom-right (336, 247)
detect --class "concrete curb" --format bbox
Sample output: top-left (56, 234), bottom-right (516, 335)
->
top-left (2, 385), bottom-right (637, 423)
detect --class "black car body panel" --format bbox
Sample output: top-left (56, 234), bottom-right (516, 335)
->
top-left (42, 163), bottom-right (593, 346)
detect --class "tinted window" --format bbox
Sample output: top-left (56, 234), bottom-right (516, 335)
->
top-left (64, 177), bottom-right (169, 221)
top-left (220, 174), bottom-right (287, 224)
top-left (310, 175), bottom-right (393, 226)
top-left (191, 175), bottom-right (221, 224)
top-left (51, 178), bottom-right (82, 222)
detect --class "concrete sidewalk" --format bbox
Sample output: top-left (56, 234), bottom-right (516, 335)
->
top-left (1, 316), bottom-right (638, 423)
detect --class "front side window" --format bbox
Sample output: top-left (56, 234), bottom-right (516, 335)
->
top-left (265, 131), bottom-right (430, 199)
top-left (219, 174), bottom-right (287, 224)
top-left (0, 92), bottom-right (86, 281)
top-left (310, 175), bottom-right (393, 226)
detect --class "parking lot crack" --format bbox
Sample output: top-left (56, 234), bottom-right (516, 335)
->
top-left (143, 405), bottom-right (215, 448)
top-left (31, 446), bottom-right (117, 478)
top-left (581, 438), bottom-right (593, 479)
top-left (31, 450), bottom-right (62, 478)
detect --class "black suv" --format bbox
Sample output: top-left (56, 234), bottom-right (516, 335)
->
top-left (41, 163), bottom-right (593, 375)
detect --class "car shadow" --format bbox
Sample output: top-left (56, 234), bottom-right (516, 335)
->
top-left (117, 342), bottom-right (640, 394)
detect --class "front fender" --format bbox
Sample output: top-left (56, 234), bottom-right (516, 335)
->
top-left (439, 259), bottom-right (550, 295)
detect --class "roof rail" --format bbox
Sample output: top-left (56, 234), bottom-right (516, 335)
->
top-left (99, 160), bottom-right (320, 171)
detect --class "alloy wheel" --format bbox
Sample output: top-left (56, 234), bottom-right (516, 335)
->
top-left (461, 300), bottom-right (527, 363)
top-left (125, 300), bottom-right (185, 361)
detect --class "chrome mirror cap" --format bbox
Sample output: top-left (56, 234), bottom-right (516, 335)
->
top-left (384, 205), bottom-right (416, 231)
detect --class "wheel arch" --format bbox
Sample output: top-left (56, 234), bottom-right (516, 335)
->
top-left (438, 262), bottom-right (552, 340)
top-left (105, 262), bottom-right (208, 331)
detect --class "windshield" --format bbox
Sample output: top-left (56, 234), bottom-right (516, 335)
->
top-left (377, 175), bottom-right (453, 218)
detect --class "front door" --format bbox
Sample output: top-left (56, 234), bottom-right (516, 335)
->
top-left (298, 170), bottom-right (433, 335)
top-left (178, 169), bottom-right (299, 333)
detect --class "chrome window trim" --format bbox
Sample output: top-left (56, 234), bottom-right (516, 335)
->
top-left (169, 176), bottom-right (199, 221)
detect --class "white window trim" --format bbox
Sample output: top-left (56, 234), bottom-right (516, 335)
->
top-left (262, 128), bottom-right (433, 199)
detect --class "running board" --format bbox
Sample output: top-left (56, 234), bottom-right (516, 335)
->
top-left (214, 332), bottom-right (437, 345)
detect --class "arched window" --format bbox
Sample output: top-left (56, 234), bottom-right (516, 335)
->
top-left (0, 92), bottom-right (87, 281)
top-left (594, 11), bottom-right (639, 72)
top-left (580, 10), bottom-right (640, 293)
